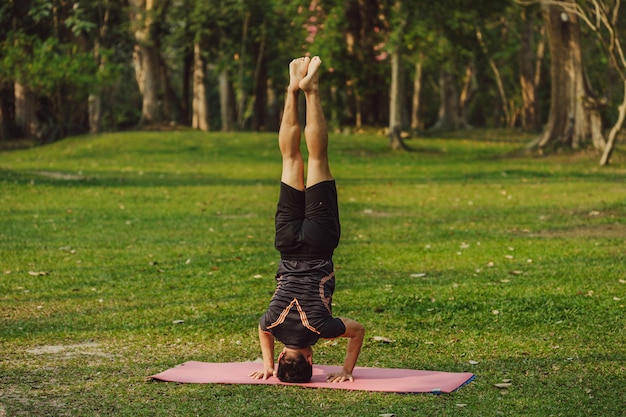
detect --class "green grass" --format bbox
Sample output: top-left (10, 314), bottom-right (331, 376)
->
top-left (1, 129), bottom-right (625, 416)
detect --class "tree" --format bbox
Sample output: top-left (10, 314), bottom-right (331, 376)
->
top-left (424, 1), bottom-right (512, 131)
top-left (527, 0), bottom-right (605, 151)
top-left (128, 0), bottom-right (174, 125)
top-left (306, 0), bottom-right (388, 129)
top-left (519, 4), bottom-right (546, 132)
top-left (383, 0), bottom-right (413, 150)
top-left (545, 0), bottom-right (626, 165)
top-left (0, 0), bottom-right (109, 141)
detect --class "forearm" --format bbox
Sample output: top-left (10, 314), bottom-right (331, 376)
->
top-left (342, 331), bottom-right (364, 372)
top-left (339, 318), bottom-right (365, 373)
top-left (258, 326), bottom-right (275, 369)
top-left (249, 326), bottom-right (276, 380)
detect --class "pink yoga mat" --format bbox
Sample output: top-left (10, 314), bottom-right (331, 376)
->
top-left (149, 361), bottom-right (474, 393)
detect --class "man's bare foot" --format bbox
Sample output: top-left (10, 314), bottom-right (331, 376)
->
top-left (289, 57), bottom-right (310, 92)
top-left (299, 56), bottom-right (322, 92)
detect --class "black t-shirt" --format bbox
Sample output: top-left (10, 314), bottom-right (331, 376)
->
top-left (260, 259), bottom-right (346, 348)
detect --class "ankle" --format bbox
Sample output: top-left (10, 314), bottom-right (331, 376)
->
top-left (303, 87), bottom-right (319, 96)
top-left (287, 83), bottom-right (301, 94)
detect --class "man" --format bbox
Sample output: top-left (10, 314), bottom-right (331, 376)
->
top-left (249, 56), bottom-right (365, 384)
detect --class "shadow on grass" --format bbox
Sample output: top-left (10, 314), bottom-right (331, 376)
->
top-left (0, 167), bottom-right (278, 188)
top-left (2, 165), bottom-right (623, 190)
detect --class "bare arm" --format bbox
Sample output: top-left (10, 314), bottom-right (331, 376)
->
top-left (327, 317), bottom-right (365, 383)
top-left (248, 326), bottom-right (276, 380)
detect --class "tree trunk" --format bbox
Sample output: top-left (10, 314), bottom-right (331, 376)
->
top-left (0, 82), bottom-right (15, 141)
top-left (520, 7), bottom-right (543, 132)
top-left (432, 70), bottom-right (466, 131)
top-left (219, 67), bottom-right (234, 132)
top-left (531, 1), bottom-right (604, 150)
top-left (458, 62), bottom-right (477, 127)
top-left (389, 50), bottom-right (409, 150)
top-left (89, 0), bottom-right (112, 135)
top-left (251, 22), bottom-right (267, 131)
top-left (264, 78), bottom-right (279, 132)
top-left (477, 28), bottom-right (515, 127)
top-left (236, 12), bottom-right (250, 130)
top-left (353, 85), bottom-right (363, 129)
top-left (129, 0), bottom-right (169, 126)
top-left (600, 79), bottom-right (626, 165)
top-left (89, 41), bottom-right (103, 134)
top-left (181, 48), bottom-right (193, 125)
top-left (411, 60), bottom-right (423, 131)
top-left (191, 43), bottom-right (209, 131)
top-left (14, 82), bottom-right (37, 138)
top-left (88, 94), bottom-right (102, 134)
top-left (132, 44), bottom-right (163, 124)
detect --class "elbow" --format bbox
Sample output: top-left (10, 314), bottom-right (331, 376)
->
top-left (354, 322), bottom-right (365, 339)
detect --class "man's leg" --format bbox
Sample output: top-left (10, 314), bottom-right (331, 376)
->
top-left (279, 57), bottom-right (310, 191)
top-left (300, 56), bottom-right (332, 188)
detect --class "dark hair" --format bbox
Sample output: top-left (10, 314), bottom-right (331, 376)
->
top-left (276, 352), bottom-right (312, 383)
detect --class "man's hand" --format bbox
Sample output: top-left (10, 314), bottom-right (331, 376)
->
top-left (326, 369), bottom-right (353, 383)
top-left (248, 367), bottom-right (275, 380)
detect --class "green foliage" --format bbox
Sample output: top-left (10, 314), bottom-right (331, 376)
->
top-left (0, 131), bottom-right (625, 416)
top-left (1, 0), bottom-right (625, 140)
top-left (63, 1), bottom-right (98, 35)
top-left (0, 31), bottom-right (115, 100)
top-left (27, 0), bottom-right (53, 23)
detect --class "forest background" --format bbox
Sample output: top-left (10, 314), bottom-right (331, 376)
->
top-left (1, 0), bottom-right (625, 165)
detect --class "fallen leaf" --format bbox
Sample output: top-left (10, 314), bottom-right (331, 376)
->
top-left (172, 320), bottom-right (184, 324)
top-left (492, 310), bottom-right (500, 315)
top-left (379, 414), bottom-right (395, 417)
top-left (28, 271), bottom-right (49, 276)
top-left (456, 404), bottom-right (468, 407)
top-left (510, 270), bottom-right (523, 275)
top-left (468, 360), bottom-right (479, 365)
top-left (410, 273), bottom-right (426, 278)
top-left (494, 383), bottom-right (512, 389)
top-left (373, 336), bottom-right (395, 343)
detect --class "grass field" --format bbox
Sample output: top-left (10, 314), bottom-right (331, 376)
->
top-left (1, 130), bottom-right (625, 416)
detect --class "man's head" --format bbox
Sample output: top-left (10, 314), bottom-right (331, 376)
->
top-left (276, 347), bottom-right (313, 383)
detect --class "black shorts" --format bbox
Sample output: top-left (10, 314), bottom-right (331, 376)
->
top-left (274, 180), bottom-right (341, 261)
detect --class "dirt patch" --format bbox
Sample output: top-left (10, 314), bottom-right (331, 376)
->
top-left (26, 342), bottom-right (113, 358)
top-left (33, 171), bottom-right (86, 181)
top-left (530, 223), bottom-right (626, 239)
